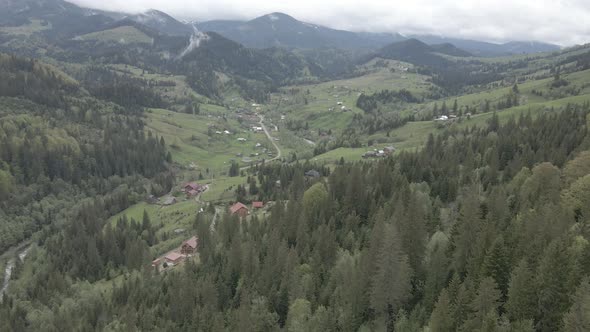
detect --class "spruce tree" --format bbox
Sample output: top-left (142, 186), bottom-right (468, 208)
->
top-left (562, 278), bottom-right (590, 332)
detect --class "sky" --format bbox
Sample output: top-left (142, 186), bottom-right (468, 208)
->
top-left (69, 0), bottom-right (590, 46)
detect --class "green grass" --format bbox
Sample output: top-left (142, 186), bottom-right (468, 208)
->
top-left (107, 64), bottom-right (224, 109)
top-left (200, 176), bottom-right (247, 203)
top-left (76, 26), bottom-right (153, 44)
top-left (108, 199), bottom-right (203, 254)
top-left (145, 108), bottom-right (270, 173)
top-left (0, 20), bottom-right (51, 36)
top-left (272, 59), bottom-right (433, 135)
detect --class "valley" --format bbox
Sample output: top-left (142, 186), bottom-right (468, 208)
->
top-left (1, 0), bottom-right (590, 331)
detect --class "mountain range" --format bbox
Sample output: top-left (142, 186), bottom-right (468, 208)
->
top-left (0, 0), bottom-right (562, 57)
top-left (196, 12), bottom-right (561, 56)
top-left (197, 12), bottom-right (406, 50)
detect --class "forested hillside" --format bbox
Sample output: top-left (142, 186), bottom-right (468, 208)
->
top-left (0, 54), bottom-right (172, 253)
top-left (3, 103), bottom-right (590, 330)
top-left (1, 1), bottom-right (590, 331)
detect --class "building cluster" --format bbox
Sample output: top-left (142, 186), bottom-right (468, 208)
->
top-left (229, 201), bottom-right (266, 218)
top-left (183, 182), bottom-right (206, 198)
top-left (362, 146), bottom-right (396, 159)
top-left (151, 236), bottom-right (198, 271)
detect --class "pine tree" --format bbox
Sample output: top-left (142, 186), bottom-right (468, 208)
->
top-left (562, 278), bottom-right (590, 332)
top-left (463, 277), bottom-right (501, 331)
top-left (370, 223), bottom-right (412, 322)
top-left (481, 236), bottom-right (510, 297)
top-left (536, 239), bottom-right (575, 332)
top-left (430, 289), bottom-right (453, 332)
top-left (505, 260), bottom-right (537, 321)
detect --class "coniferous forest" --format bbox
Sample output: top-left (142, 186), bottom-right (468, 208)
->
top-left (1, 0), bottom-right (590, 331)
top-left (3, 99), bottom-right (590, 330)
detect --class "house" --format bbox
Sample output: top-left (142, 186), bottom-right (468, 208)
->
top-left (363, 151), bottom-right (378, 159)
top-left (184, 183), bottom-right (202, 192)
top-left (237, 138), bottom-right (247, 142)
top-left (341, 106), bottom-right (347, 111)
top-left (181, 236), bottom-right (198, 255)
top-left (165, 252), bottom-right (184, 265)
top-left (305, 170), bottom-right (321, 178)
top-left (162, 197), bottom-right (177, 206)
top-left (435, 115), bottom-right (449, 121)
top-left (230, 202), bottom-right (249, 217)
top-left (224, 130), bottom-right (231, 135)
top-left (252, 126), bottom-right (263, 132)
top-left (147, 195), bottom-right (159, 204)
top-left (151, 258), bottom-right (161, 268)
top-left (252, 201), bottom-right (264, 209)
top-left (384, 146), bottom-right (396, 155)
top-left (184, 183), bottom-right (204, 197)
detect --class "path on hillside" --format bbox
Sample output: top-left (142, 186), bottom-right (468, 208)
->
top-left (240, 115), bottom-right (282, 171)
top-left (259, 115), bottom-right (282, 162)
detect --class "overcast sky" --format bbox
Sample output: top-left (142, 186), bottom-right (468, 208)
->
top-left (69, 0), bottom-right (590, 46)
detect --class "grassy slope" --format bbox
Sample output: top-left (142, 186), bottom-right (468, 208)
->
top-left (0, 19), bottom-right (51, 36)
top-left (275, 59), bottom-right (432, 134)
top-left (76, 26), bottom-right (153, 44)
top-left (145, 108), bottom-right (269, 173)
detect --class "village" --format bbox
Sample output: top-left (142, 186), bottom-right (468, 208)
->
top-left (148, 180), bottom-right (270, 272)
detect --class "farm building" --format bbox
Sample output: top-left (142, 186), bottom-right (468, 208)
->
top-left (252, 201), bottom-right (264, 209)
top-left (184, 183), bottom-right (205, 197)
top-left (181, 236), bottom-right (198, 255)
top-left (305, 170), bottom-right (321, 178)
top-left (384, 146), bottom-right (396, 155)
top-left (162, 197), bottom-right (177, 206)
top-left (165, 252), bottom-right (184, 265)
top-left (230, 202), bottom-right (249, 217)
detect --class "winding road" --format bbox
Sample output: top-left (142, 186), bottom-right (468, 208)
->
top-left (240, 114), bottom-right (282, 171)
top-left (259, 114), bottom-right (282, 162)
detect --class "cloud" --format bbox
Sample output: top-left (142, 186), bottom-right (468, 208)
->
top-left (69, 0), bottom-right (590, 45)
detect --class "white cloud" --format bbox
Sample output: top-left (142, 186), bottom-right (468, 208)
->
top-left (69, 0), bottom-right (590, 45)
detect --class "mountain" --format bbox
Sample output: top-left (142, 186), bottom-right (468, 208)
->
top-left (0, 0), bottom-right (122, 43)
top-left (198, 12), bottom-right (405, 50)
top-left (431, 43), bottom-right (473, 57)
top-left (125, 9), bottom-right (193, 36)
top-left (413, 35), bottom-right (561, 56)
top-left (371, 38), bottom-right (471, 67)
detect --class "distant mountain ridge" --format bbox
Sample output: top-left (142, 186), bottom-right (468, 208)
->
top-left (0, 1), bottom-right (563, 57)
top-left (369, 38), bottom-right (471, 67)
top-left (197, 12), bottom-right (405, 50)
top-left (125, 9), bottom-right (194, 36)
top-left (412, 35), bottom-right (561, 56)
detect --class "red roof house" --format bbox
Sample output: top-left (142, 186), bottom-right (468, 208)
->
top-left (165, 252), bottom-right (184, 265)
top-left (230, 202), bottom-right (249, 217)
top-left (181, 236), bottom-right (198, 255)
top-left (184, 183), bottom-right (203, 192)
top-left (252, 201), bottom-right (264, 209)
